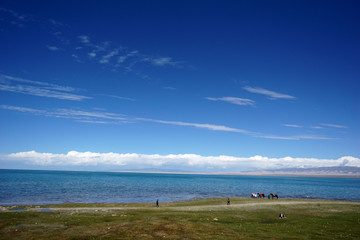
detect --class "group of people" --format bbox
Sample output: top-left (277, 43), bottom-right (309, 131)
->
top-left (251, 193), bottom-right (279, 199)
top-left (251, 193), bottom-right (265, 198)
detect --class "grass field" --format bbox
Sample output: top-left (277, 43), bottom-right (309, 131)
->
top-left (1, 198), bottom-right (359, 239)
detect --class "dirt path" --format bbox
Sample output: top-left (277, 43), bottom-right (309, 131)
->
top-left (17, 200), bottom-right (359, 213)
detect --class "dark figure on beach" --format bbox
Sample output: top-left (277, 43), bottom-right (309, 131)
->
top-left (156, 199), bottom-right (159, 208)
top-left (268, 193), bottom-right (279, 199)
top-left (227, 197), bottom-right (230, 205)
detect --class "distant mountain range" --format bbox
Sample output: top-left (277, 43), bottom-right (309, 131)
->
top-left (276, 166), bottom-right (360, 173)
top-left (239, 166), bottom-right (360, 177)
top-left (117, 166), bottom-right (360, 177)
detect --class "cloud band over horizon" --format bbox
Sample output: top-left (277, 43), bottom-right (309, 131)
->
top-left (3, 150), bottom-right (360, 172)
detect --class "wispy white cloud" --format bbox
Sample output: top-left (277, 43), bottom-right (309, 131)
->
top-left (206, 97), bottom-right (255, 106)
top-left (71, 54), bottom-right (82, 63)
top-left (51, 31), bottom-right (69, 45)
top-left (1, 104), bottom-right (336, 141)
top-left (0, 8), bottom-right (28, 21)
top-left (321, 123), bottom-right (348, 129)
top-left (0, 8), bottom-right (30, 27)
top-left (1, 104), bottom-right (254, 135)
top-left (0, 74), bottom-right (90, 101)
top-left (74, 35), bottom-right (181, 73)
top-left (55, 109), bottom-right (127, 121)
top-left (76, 119), bottom-right (117, 124)
top-left (0, 105), bottom-right (47, 115)
top-left (117, 50), bottom-right (139, 63)
top-left (93, 41), bottom-right (111, 53)
top-left (310, 126), bottom-right (324, 129)
top-left (149, 57), bottom-right (180, 67)
top-left (77, 35), bottom-right (90, 44)
top-left (284, 124), bottom-right (348, 131)
top-left (96, 94), bottom-right (136, 101)
top-left (243, 86), bottom-right (295, 100)
top-left (88, 52), bottom-right (96, 58)
top-left (282, 124), bottom-right (302, 128)
top-left (5, 151), bottom-right (360, 171)
top-left (0, 105), bottom-right (126, 123)
top-left (138, 118), bottom-right (251, 134)
top-left (139, 119), bottom-right (332, 140)
top-left (99, 48), bottom-right (120, 64)
top-left (46, 45), bottom-right (60, 51)
top-left (130, 56), bottom-right (181, 68)
top-left (48, 18), bottom-right (63, 27)
top-left (0, 74), bottom-right (74, 92)
top-left (163, 86), bottom-right (176, 90)
top-left (259, 134), bottom-right (336, 140)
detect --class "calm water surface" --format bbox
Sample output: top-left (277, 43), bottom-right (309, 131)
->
top-left (0, 169), bottom-right (359, 205)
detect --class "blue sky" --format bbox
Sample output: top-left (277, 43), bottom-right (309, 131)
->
top-left (0, 0), bottom-right (359, 172)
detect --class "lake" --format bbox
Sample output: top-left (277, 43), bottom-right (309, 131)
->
top-left (0, 169), bottom-right (359, 205)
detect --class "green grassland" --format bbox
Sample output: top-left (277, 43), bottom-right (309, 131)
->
top-left (1, 198), bottom-right (359, 239)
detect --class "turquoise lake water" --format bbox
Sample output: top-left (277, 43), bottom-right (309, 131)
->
top-left (0, 169), bottom-right (359, 205)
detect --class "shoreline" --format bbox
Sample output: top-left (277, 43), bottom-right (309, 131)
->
top-left (2, 196), bottom-right (360, 208)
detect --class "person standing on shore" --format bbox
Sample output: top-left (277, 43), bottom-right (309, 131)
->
top-left (156, 199), bottom-right (159, 208)
top-left (227, 197), bottom-right (230, 205)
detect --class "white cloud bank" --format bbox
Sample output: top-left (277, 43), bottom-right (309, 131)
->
top-left (4, 151), bottom-right (360, 171)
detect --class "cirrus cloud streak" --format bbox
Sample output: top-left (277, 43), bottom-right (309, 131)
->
top-left (0, 104), bottom-right (336, 141)
top-left (0, 74), bottom-right (90, 101)
top-left (206, 97), bottom-right (255, 106)
top-left (243, 86), bottom-right (295, 100)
